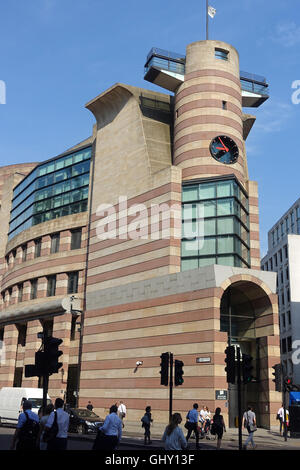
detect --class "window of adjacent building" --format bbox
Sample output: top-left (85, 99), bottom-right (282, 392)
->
top-left (71, 228), bottom-right (82, 250)
top-left (22, 244), bottom-right (27, 262)
top-left (282, 338), bottom-right (287, 354)
top-left (30, 279), bottom-right (38, 300)
top-left (286, 267), bottom-right (289, 281)
top-left (17, 324), bottom-right (27, 347)
top-left (274, 253), bottom-right (277, 267)
top-left (287, 288), bottom-right (290, 303)
top-left (271, 231), bottom-right (275, 247)
top-left (276, 226), bottom-right (279, 243)
top-left (215, 48), bottom-right (229, 60)
top-left (279, 249), bottom-right (282, 263)
top-left (18, 283), bottom-right (23, 303)
top-left (291, 211), bottom-right (295, 233)
top-left (13, 367), bottom-right (23, 388)
top-left (265, 263), bottom-right (268, 271)
top-left (50, 233), bottom-right (60, 254)
top-left (281, 222), bottom-right (284, 236)
top-left (12, 249), bottom-right (16, 264)
top-left (287, 336), bottom-right (292, 352)
top-left (281, 314), bottom-right (286, 329)
top-left (269, 258), bottom-right (273, 270)
top-left (47, 275), bottom-right (56, 297)
top-left (281, 292), bottom-right (285, 306)
top-left (280, 270), bottom-right (284, 284)
top-left (67, 271), bottom-right (79, 294)
top-left (284, 245), bottom-right (288, 259)
top-left (287, 311), bottom-right (291, 325)
top-left (285, 217), bottom-right (289, 234)
top-left (34, 238), bottom-right (42, 258)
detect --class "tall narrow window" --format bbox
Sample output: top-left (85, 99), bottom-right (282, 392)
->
top-left (34, 238), bottom-right (42, 258)
top-left (71, 229), bottom-right (82, 250)
top-left (18, 283), bottom-right (23, 303)
top-left (30, 279), bottom-right (38, 300)
top-left (67, 272), bottom-right (79, 294)
top-left (50, 233), bottom-right (60, 254)
top-left (47, 275), bottom-right (56, 297)
top-left (22, 244), bottom-right (27, 262)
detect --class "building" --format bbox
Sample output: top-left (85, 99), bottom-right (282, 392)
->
top-left (261, 198), bottom-right (300, 384)
top-left (0, 39), bottom-right (281, 428)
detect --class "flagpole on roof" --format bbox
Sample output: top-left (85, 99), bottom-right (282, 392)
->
top-left (206, 0), bottom-right (209, 40)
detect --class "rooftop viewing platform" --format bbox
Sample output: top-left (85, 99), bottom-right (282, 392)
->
top-left (144, 47), bottom-right (269, 106)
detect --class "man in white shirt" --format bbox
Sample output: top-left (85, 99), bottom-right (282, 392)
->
top-left (45, 398), bottom-right (70, 450)
top-left (117, 401), bottom-right (127, 428)
top-left (277, 404), bottom-right (289, 436)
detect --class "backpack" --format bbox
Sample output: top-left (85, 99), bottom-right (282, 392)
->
top-left (141, 414), bottom-right (150, 427)
top-left (18, 411), bottom-right (39, 448)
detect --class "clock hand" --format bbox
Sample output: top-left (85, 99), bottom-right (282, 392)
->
top-left (218, 137), bottom-right (229, 152)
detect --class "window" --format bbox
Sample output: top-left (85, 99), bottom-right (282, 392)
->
top-left (34, 238), bottom-right (42, 258)
top-left (67, 272), bottom-right (79, 294)
top-left (281, 292), bottom-right (285, 306)
top-left (281, 338), bottom-right (287, 354)
top-left (47, 275), bottom-right (56, 297)
top-left (50, 233), bottom-right (60, 254)
top-left (284, 245), bottom-right (288, 259)
top-left (279, 249), bottom-right (282, 263)
top-left (291, 212), bottom-right (295, 233)
top-left (287, 336), bottom-right (292, 352)
top-left (18, 283), bottom-right (23, 303)
top-left (281, 314), bottom-right (286, 329)
top-left (71, 229), bottom-right (82, 250)
top-left (274, 253), bottom-right (277, 267)
top-left (22, 244), bottom-right (27, 262)
top-left (42, 319), bottom-right (53, 338)
top-left (286, 267), bottom-right (289, 281)
top-left (17, 324), bottom-right (27, 347)
top-left (30, 279), bottom-right (38, 300)
top-left (215, 48), bottom-right (228, 60)
top-left (70, 315), bottom-right (78, 341)
top-left (287, 311), bottom-right (291, 325)
top-left (222, 101), bottom-right (227, 110)
top-left (287, 288), bottom-right (290, 303)
top-left (280, 271), bottom-right (283, 284)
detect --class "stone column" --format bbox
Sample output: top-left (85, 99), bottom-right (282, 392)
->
top-left (0, 324), bottom-right (18, 387)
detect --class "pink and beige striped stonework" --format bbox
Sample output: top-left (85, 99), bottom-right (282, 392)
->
top-left (0, 40), bottom-right (280, 429)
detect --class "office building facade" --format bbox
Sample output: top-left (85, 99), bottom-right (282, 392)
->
top-left (261, 198), bottom-right (300, 384)
top-left (0, 40), bottom-right (281, 427)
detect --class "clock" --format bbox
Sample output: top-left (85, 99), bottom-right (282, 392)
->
top-left (209, 135), bottom-right (239, 164)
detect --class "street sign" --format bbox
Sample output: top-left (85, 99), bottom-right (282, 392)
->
top-left (196, 357), bottom-right (211, 363)
top-left (215, 390), bottom-right (227, 400)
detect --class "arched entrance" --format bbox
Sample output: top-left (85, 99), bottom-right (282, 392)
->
top-left (220, 280), bottom-right (274, 427)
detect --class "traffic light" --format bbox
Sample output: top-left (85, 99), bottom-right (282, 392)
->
top-left (272, 363), bottom-right (282, 392)
top-left (224, 346), bottom-right (235, 384)
top-left (174, 360), bottom-right (184, 386)
top-left (242, 353), bottom-right (253, 384)
top-left (44, 336), bottom-right (63, 375)
top-left (284, 376), bottom-right (293, 392)
top-left (160, 352), bottom-right (169, 386)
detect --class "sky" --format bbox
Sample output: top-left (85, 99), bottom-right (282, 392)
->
top-left (0, 0), bottom-right (299, 256)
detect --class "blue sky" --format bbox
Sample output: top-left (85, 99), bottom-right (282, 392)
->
top-left (0, 0), bottom-right (299, 256)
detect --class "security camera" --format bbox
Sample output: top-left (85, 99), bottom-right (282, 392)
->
top-left (136, 361), bottom-right (143, 366)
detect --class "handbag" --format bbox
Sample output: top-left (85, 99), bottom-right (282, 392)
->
top-left (184, 421), bottom-right (193, 430)
top-left (43, 411), bottom-right (58, 443)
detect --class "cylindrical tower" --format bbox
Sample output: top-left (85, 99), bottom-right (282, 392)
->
top-left (174, 40), bottom-right (247, 186)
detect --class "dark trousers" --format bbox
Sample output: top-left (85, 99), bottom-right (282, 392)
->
top-left (47, 438), bottom-right (68, 451)
top-left (186, 423), bottom-right (199, 447)
top-left (144, 424), bottom-right (151, 441)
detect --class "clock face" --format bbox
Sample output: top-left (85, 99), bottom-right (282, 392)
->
top-left (209, 135), bottom-right (239, 164)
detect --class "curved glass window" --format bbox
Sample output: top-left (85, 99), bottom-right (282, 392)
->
top-left (9, 146), bottom-right (91, 240)
top-left (181, 178), bottom-right (250, 270)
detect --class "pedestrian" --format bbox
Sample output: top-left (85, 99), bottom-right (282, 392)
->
top-left (185, 403), bottom-right (200, 449)
top-left (199, 405), bottom-right (206, 433)
top-left (87, 401), bottom-right (94, 411)
top-left (44, 398), bottom-right (70, 450)
top-left (162, 413), bottom-right (187, 451)
top-left (277, 404), bottom-right (289, 436)
top-left (117, 400), bottom-right (127, 428)
top-left (243, 406), bottom-right (257, 450)
top-left (10, 400), bottom-right (40, 450)
top-left (211, 407), bottom-right (226, 449)
top-left (203, 406), bottom-right (212, 435)
top-left (38, 403), bottom-right (55, 450)
top-left (93, 404), bottom-right (122, 450)
top-left (141, 406), bottom-right (153, 445)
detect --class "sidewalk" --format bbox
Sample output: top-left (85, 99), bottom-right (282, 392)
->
top-left (118, 421), bottom-right (300, 450)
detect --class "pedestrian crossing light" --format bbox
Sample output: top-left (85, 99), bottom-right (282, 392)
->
top-left (160, 352), bottom-right (169, 386)
top-left (174, 360), bottom-right (184, 386)
top-left (284, 376), bottom-right (293, 392)
top-left (224, 346), bottom-right (235, 384)
top-left (272, 364), bottom-right (282, 392)
top-left (242, 353), bottom-right (253, 384)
